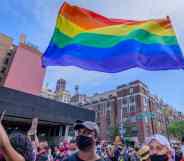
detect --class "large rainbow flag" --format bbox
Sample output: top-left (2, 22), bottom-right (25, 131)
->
top-left (42, 2), bottom-right (184, 72)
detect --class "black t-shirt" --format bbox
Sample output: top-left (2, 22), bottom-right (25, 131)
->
top-left (63, 153), bottom-right (104, 161)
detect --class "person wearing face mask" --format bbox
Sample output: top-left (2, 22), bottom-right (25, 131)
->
top-left (63, 121), bottom-right (105, 161)
top-left (68, 140), bottom-right (78, 156)
top-left (147, 134), bottom-right (174, 161)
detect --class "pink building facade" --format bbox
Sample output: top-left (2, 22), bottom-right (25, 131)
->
top-left (4, 43), bottom-right (45, 96)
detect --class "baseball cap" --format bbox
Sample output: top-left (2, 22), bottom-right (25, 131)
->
top-left (74, 121), bottom-right (99, 136)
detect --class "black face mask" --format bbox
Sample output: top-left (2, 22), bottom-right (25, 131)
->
top-left (150, 154), bottom-right (169, 161)
top-left (76, 135), bottom-right (94, 151)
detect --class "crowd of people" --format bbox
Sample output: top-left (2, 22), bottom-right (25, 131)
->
top-left (1, 119), bottom-right (184, 161)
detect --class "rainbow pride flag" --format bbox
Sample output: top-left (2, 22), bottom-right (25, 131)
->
top-left (42, 2), bottom-right (184, 72)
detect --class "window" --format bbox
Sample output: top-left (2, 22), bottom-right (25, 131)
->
top-left (7, 52), bottom-right (11, 56)
top-left (130, 88), bottom-right (134, 94)
top-left (97, 104), bottom-right (101, 111)
top-left (68, 127), bottom-right (75, 137)
top-left (96, 112), bottom-right (100, 122)
top-left (102, 103), bottom-right (106, 114)
top-left (107, 101), bottom-right (110, 107)
top-left (118, 99), bottom-right (122, 106)
top-left (130, 105), bottom-right (135, 112)
top-left (130, 96), bottom-right (135, 103)
top-left (123, 97), bottom-right (127, 104)
top-left (106, 110), bottom-right (111, 125)
top-left (122, 107), bottom-right (128, 113)
top-left (144, 106), bottom-right (147, 112)
top-left (144, 97), bottom-right (148, 106)
top-left (1, 67), bottom-right (6, 74)
top-left (4, 58), bottom-right (9, 65)
top-left (131, 126), bottom-right (138, 136)
top-left (99, 103), bottom-right (104, 114)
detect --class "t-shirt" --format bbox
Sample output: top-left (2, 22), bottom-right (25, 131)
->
top-left (36, 152), bottom-right (49, 161)
top-left (63, 153), bottom-right (105, 161)
top-left (181, 145), bottom-right (184, 155)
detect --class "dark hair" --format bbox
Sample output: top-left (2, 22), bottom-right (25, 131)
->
top-left (182, 136), bottom-right (184, 143)
top-left (70, 140), bottom-right (76, 144)
top-left (9, 132), bottom-right (35, 161)
top-left (175, 151), bottom-right (183, 161)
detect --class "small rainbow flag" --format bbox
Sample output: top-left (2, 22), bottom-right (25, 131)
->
top-left (42, 2), bottom-right (184, 72)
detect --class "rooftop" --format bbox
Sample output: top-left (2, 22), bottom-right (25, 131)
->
top-left (0, 87), bottom-right (95, 124)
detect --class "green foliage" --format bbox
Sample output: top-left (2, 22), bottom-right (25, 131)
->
top-left (113, 126), bottom-right (120, 138)
top-left (108, 126), bottom-right (120, 141)
top-left (124, 126), bottom-right (132, 137)
top-left (168, 120), bottom-right (184, 138)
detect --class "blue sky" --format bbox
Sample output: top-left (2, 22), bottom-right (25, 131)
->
top-left (0, 0), bottom-right (184, 111)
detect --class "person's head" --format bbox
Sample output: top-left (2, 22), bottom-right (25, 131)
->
top-left (54, 146), bottom-right (59, 151)
top-left (181, 136), bottom-right (184, 144)
top-left (63, 139), bottom-right (68, 146)
top-left (175, 151), bottom-right (183, 161)
top-left (54, 146), bottom-right (60, 155)
top-left (114, 136), bottom-right (122, 145)
top-left (74, 121), bottom-right (99, 152)
top-left (9, 132), bottom-right (35, 161)
top-left (69, 140), bottom-right (77, 151)
top-left (138, 145), bottom-right (150, 161)
top-left (147, 134), bottom-right (172, 161)
top-left (135, 144), bottom-right (140, 152)
top-left (38, 140), bottom-right (49, 153)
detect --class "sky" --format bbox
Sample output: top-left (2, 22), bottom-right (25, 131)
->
top-left (0, 0), bottom-right (184, 111)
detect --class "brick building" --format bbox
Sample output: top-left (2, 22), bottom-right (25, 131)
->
top-left (0, 33), bottom-right (16, 86)
top-left (0, 33), bottom-right (45, 96)
top-left (84, 80), bottom-right (181, 142)
top-left (84, 90), bottom-right (117, 140)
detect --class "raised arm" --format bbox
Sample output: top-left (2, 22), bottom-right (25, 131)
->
top-left (0, 123), bottom-right (25, 161)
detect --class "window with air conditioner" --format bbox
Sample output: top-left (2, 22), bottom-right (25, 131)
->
top-left (4, 58), bottom-right (9, 65)
top-left (1, 67), bottom-right (6, 74)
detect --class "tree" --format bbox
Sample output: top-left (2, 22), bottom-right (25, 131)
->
top-left (124, 126), bottom-right (132, 137)
top-left (108, 126), bottom-right (120, 141)
top-left (168, 120), bottom-right (184, 139)
top-left (161, 107), bottom-right (172, 139)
